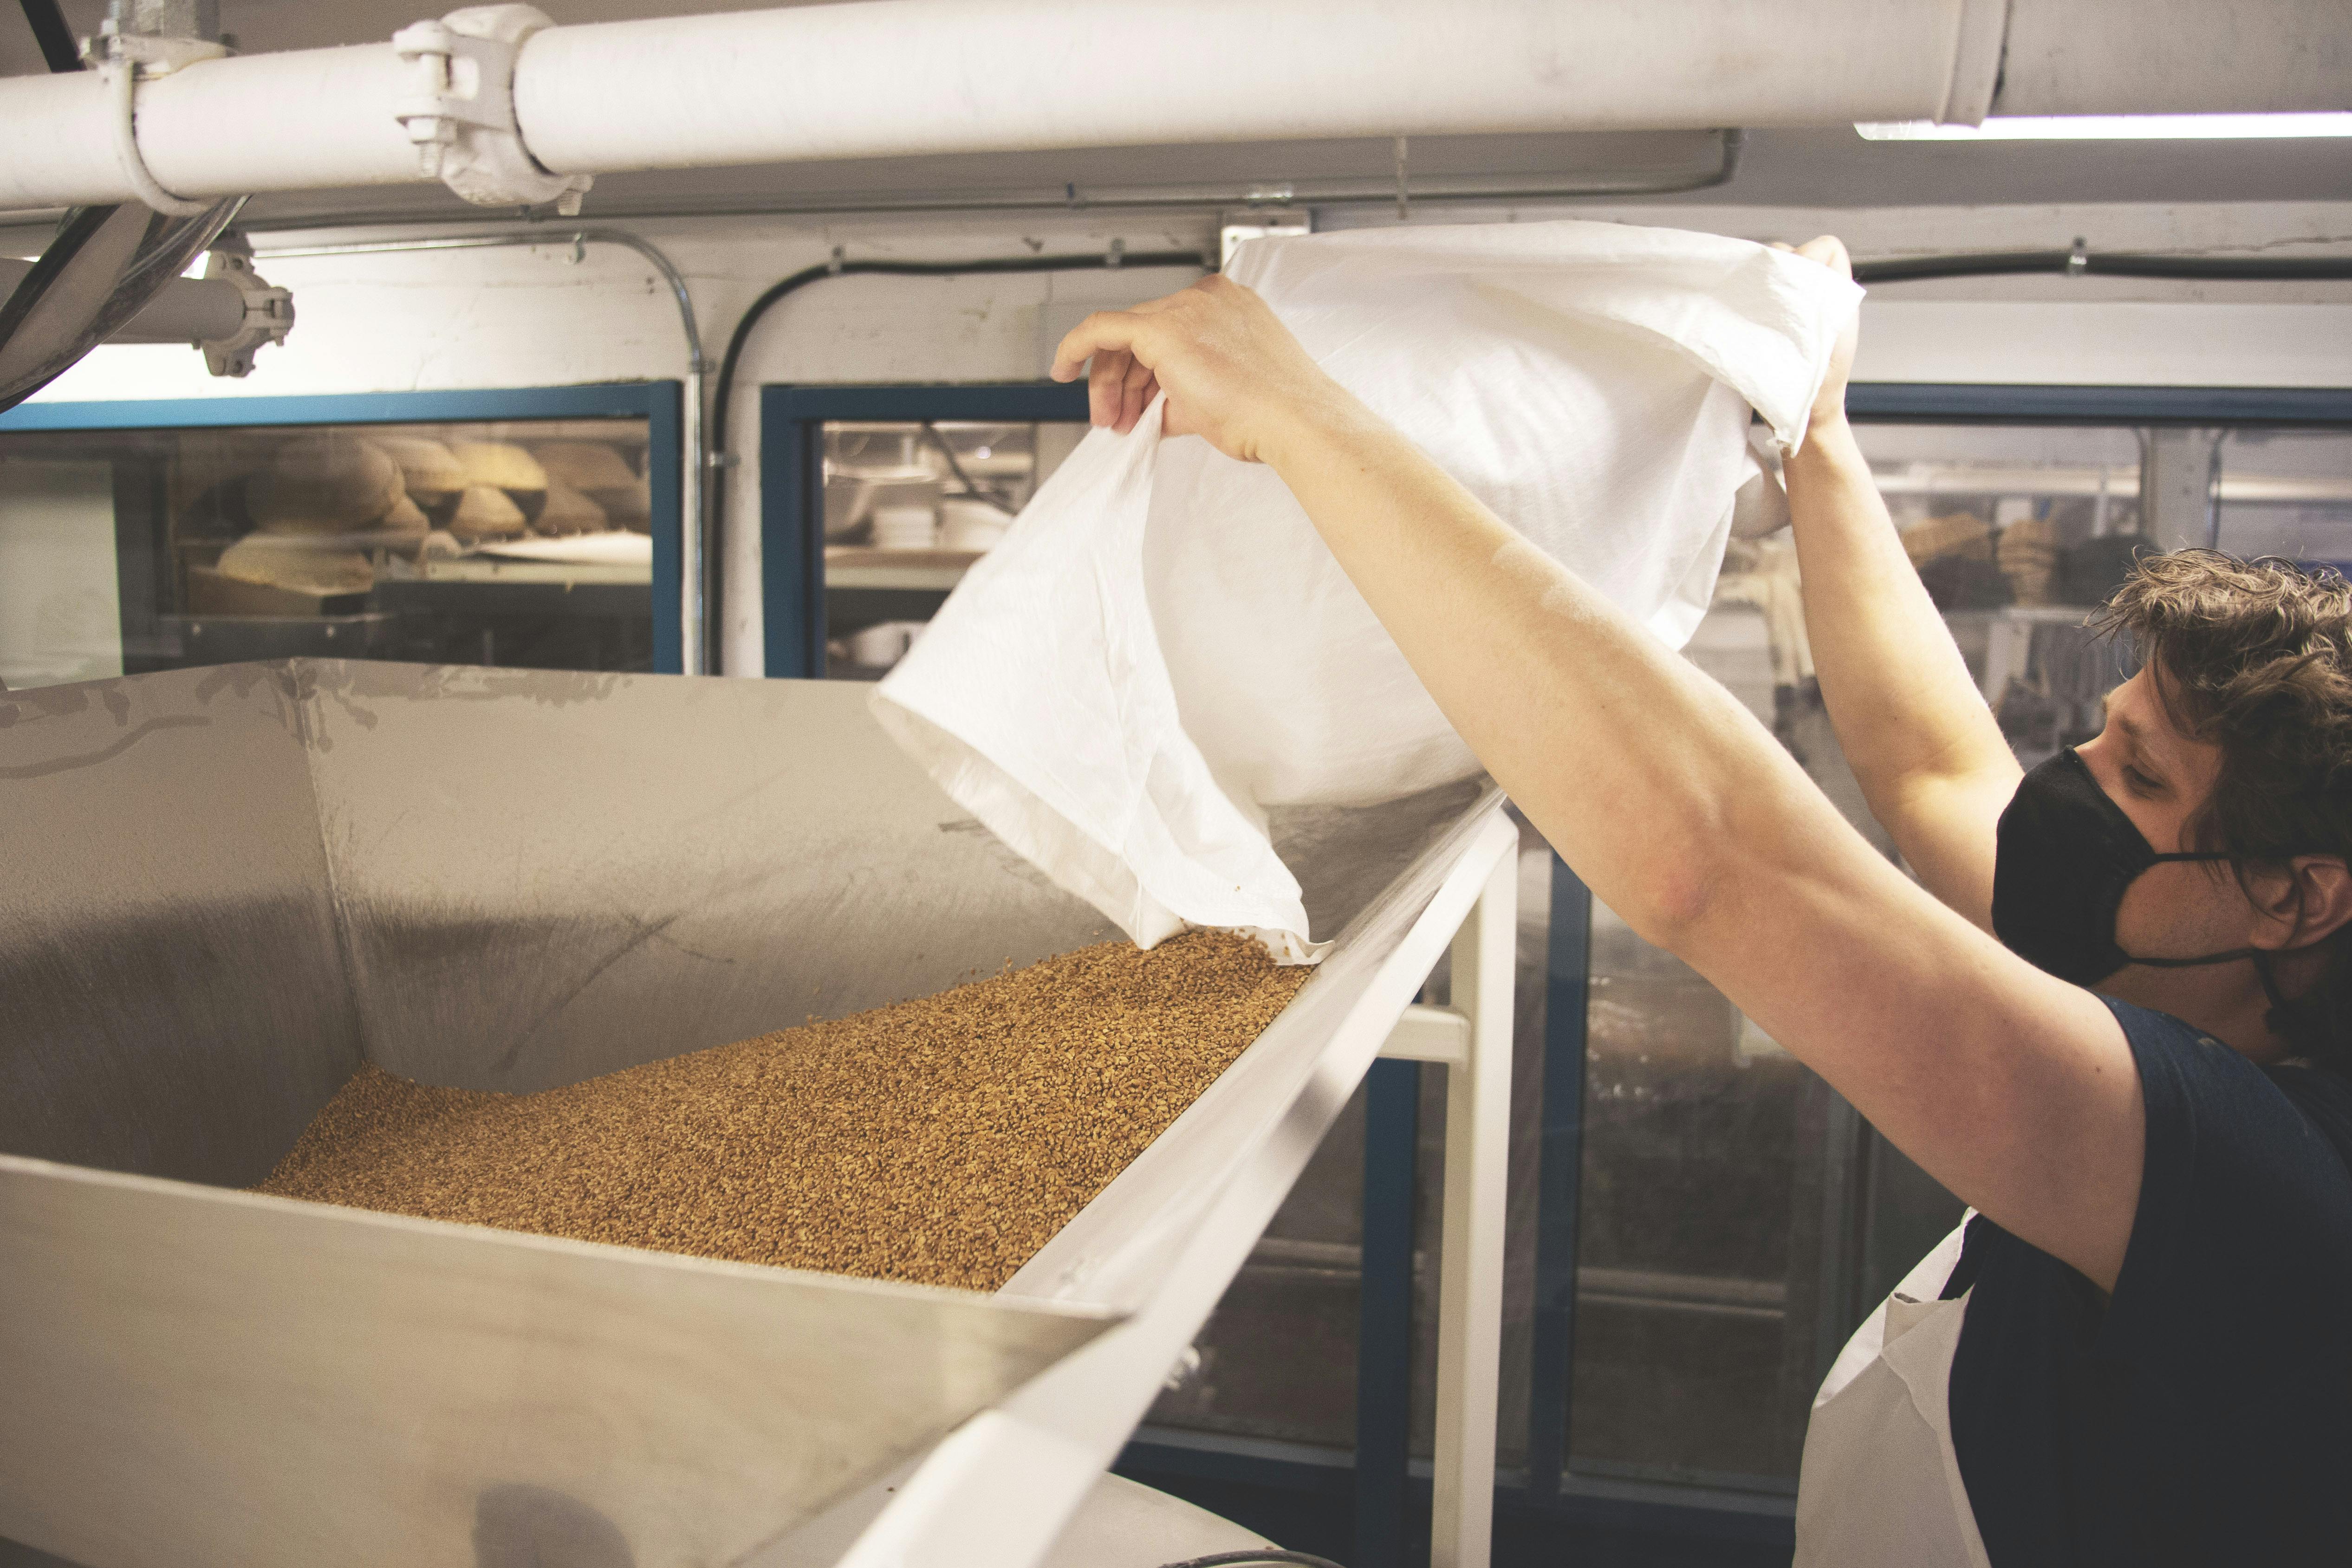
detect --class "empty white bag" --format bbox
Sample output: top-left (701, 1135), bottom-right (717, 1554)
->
top-left (872, 219), bottom-right (1860, 960)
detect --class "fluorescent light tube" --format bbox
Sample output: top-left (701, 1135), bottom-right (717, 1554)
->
top-left (1857, 113), bottom-right (2352, 141)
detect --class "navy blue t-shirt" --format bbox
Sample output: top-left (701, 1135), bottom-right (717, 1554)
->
top-left (1943, 1000), bottom-right (2352, 1565)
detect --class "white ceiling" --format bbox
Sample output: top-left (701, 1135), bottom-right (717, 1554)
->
top-left (6, 0), bottom-right (2350, 224)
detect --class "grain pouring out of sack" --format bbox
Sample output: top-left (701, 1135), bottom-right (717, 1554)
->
top-left (874, 219), bottom-right (1857, 963)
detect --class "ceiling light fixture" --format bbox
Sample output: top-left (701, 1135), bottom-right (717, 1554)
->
top-left (1856, 113), bottom-right (2352, 141)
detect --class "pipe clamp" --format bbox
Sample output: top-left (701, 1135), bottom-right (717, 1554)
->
top-left (196, 236), bottom-right (294, 377)
top-left (393, 6), bottom-right (591, 215)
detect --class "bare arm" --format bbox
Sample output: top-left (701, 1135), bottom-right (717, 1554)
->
top-left (1053, 274), bottom-right (2144, 1289)
top-left (1775, 239), bottom-right (2022, 925)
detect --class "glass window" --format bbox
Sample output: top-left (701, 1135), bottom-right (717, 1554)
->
top-left (818, 418), bottom-right (1087, 678)
top-left (0, 415), bottom-right (655, 690)
top-left (2215, 428), bottom-right (2352, 566)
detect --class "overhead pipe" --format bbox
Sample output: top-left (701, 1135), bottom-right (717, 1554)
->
top-left (224, 130), bottom-right (1743, 231)
top-left (0, 0), bottom-right (2019, 214)
top-left (0, 254), bottom-right (245, 342)
top-left (6, 0), bottom-right (2346, 220)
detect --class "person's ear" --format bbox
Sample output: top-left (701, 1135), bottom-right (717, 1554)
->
top-left (2255, 856), bottom-right (2352, 950)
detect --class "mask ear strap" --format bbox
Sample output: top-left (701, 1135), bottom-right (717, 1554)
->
top-left (2254, 950), bottom-right (2289, 1010)
top-left (2256, 949), bottom-right (2340, 1058)
top-left (2126, 946), bottom-right (2268, 970)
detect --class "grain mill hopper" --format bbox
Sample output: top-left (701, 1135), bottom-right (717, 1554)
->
top-left (0, 660), bottom-right (1517, 1568)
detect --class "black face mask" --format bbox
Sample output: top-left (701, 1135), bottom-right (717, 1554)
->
top-left (1991, 748), bottom-right (2265, 988)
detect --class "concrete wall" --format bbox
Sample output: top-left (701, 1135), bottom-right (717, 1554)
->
top-left (16, 199), bottom-right (2352, 675)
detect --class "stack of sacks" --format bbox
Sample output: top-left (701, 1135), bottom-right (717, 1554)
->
top-left (374, 437), bottom-right (468, 529)
top-left (246, 433), bottom-right (401, 535)
top-left (1996, 515), bottom-right (2061, 606)
top-left (535, 441), bottom-right (649, 534)
top-left (232, 434), bottom-right (422, 592)
top-left (448, 441), bottom-right (546, 539)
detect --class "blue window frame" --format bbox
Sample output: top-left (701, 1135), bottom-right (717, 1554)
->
top-left (758, 382), bottom-right (1090, 676)
top-left (0, 381), bottom-right (686, 673)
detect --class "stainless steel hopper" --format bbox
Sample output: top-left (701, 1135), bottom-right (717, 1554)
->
top-left (0, 660), bottom-right (1517, 1568)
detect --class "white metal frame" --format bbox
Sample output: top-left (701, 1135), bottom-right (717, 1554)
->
top-left (831, 810), bottom-right (1520, 1568)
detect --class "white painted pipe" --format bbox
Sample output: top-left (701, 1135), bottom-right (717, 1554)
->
top-left (0, 0), bottom-right (2341, 215)
top-left (511, 0), bottom-right (2005, 173)
top-left (0, 256), bottom-right (247, 343)
top-left (0, 44), bottom-right (425, 211)
top-left (1995, 0), bottom-right (2352, 117)
top-left (3, 0), bottom-right (2004, 211)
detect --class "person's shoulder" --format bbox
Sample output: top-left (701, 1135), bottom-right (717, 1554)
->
top-left (2267, 1062), bottom-right (2352, 1178)
top-left (2100, 996), bottom-right (2306, 1117)
top-left (2102, 998), bottom-right (2352, 1293)
top-left (2103, 997), bottom-right (2352, 1171)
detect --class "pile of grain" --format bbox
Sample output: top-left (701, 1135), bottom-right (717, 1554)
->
top-left (256, 932), bottom-right (1308, 1291)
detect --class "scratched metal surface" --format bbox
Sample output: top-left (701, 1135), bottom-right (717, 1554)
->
top-left (295, 661), bottom-right (1111, 1094)
top-left (0, 664), bottom-right (360, 1188)
top-left (0, 656), bottom-right (1498, 1568)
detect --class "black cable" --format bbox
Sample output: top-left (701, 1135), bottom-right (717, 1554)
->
top-left (1855, 249), bottom-right (2352, 285)
top-left (709, 249), bottom-right (1208, 473)
top-left (18, 0), bottom-right (81, 72)
top-left (920, 421), bottom-right (1016, 514)
top-left (1153, 1553), bottom-right (1350, 1568)
top-left (704, 247), bottom-right (1207, 668)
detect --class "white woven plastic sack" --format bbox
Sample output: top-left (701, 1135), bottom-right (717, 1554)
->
top-left (873, 219), bottom-right (1860, 960)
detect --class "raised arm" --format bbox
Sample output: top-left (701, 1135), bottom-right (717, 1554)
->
top-left (1775, 239), bottom-right (2023, 927)
top-left (1053, 272), bottom-right (2144, 1290)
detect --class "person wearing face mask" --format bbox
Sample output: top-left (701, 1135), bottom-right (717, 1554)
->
top-left (1052, 239), bottom-right (2352, 1567)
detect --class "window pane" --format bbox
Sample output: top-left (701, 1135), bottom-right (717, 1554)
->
top-left (0, 417), bottom-right (656, 687)
top-left (819, 419), bottom-right (1087, 679)
top-left (2215, 428), bottom-right (2352, 566)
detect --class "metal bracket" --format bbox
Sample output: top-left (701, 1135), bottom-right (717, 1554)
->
top-left (195, 235), bottom-right (293, 377)
top-left (81, 14), bottom-right (233, 218)
top-left (391, 5), bottom-right (591, 215)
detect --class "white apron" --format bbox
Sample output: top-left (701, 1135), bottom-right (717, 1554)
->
top-left (1794, 1220), bottom-right (1993, 1568)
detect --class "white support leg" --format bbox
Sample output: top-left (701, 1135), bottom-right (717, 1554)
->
top-left (1379, 839), bottom-right (1516, 1568)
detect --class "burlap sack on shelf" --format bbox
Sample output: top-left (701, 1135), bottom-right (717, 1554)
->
top-left (531, 442), bottom-right (639, 494)
top-left (376, 494), bottom-right (429, 535)
top-left (374, 437), bottom-right (468, 523)
top-left (449, 485), bottom-right (529, 542)
top-left (248, 434), bottom-right (404, 535)
top-left (450, 441), bottom-right (549, 522)
top-left (533, 481), bottom-right (609, 537)
top-left (214, 536), bottom-right (375, 595)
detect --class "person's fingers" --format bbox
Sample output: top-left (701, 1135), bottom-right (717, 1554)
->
top-left (1088, 347), bottom-right (1134, 428)
top-left (1051, 309), bottom-right (1144, 383)
top-left (1118, 350), bottom-right (1157, 433)
top-left (1796, 234), bottom-right (1853, 279)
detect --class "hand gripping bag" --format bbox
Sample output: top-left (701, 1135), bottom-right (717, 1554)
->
top-left (872, 219), bottom-right (1860, 960)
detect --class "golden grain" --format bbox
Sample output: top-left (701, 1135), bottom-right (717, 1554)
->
top-left (254, 932), bottom-right (1307, 1292)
